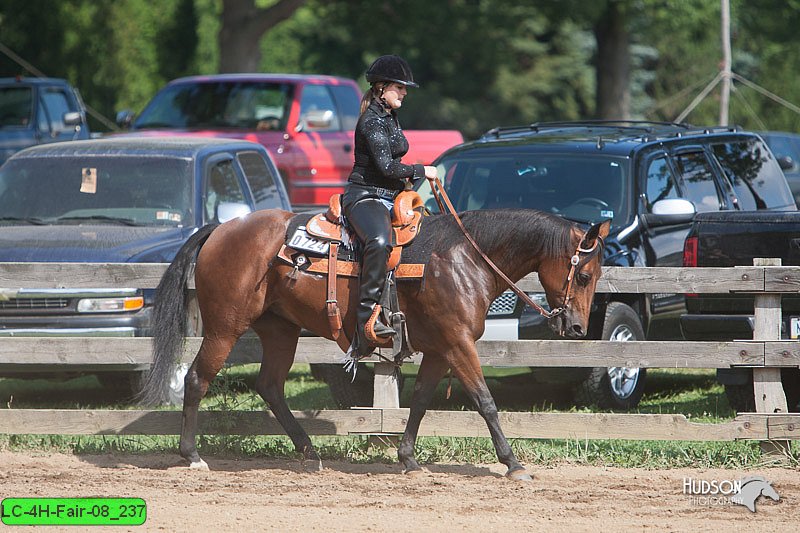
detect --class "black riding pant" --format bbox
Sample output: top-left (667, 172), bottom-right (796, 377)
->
top-left (342, 184), bottom-right (394, 353)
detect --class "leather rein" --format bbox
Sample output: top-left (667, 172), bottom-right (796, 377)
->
top-left (426, 176), bottom-right (601, 319)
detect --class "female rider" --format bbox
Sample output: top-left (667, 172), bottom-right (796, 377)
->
top-left (342, 55), bottom-right (437, 358)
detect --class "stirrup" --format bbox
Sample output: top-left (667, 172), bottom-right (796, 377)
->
top-left (365, 304), bottom-right (395, 343)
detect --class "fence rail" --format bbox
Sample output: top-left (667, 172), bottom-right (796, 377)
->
top-left (1, 261), bottom-right (799, 445)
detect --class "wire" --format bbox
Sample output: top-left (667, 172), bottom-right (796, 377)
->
top-left (731, 73), bottom-right (800, 117)
top-left (674, 71), bottom-right (724, 123)
top-left (731, 84), bottom-right (767, 130)
top-left (0, 40), bottom-right (118, 131)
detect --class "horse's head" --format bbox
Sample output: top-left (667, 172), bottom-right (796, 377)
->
top-left (538, 219), bottom-right (611, 338)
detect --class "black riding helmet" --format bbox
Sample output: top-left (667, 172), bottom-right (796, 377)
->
top-left (365, 55), bottom-right (419, 88)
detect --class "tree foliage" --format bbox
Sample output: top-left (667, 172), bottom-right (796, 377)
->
top-left (2, 0), bottom-right (800, 136)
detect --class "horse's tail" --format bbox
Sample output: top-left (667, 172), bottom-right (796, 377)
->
top-left (137, 223), bottom-right (219, 406)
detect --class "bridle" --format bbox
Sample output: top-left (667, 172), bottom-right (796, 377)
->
top-left (427, 175), bottom-right (603, 319)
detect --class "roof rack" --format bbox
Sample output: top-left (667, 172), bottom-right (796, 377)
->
top-left (481, 120), bottom-right (743, 142)
top-left (482, 120), bottom-right (693, 139)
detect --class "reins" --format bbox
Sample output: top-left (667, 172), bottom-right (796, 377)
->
top-left (427, 176), bottom-right (600, 319)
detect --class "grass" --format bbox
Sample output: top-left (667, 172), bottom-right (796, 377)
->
top-left (0, 365), bottom-right (795, 469)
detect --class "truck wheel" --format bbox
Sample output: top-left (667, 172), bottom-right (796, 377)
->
top-left (725, 368), bottom-right (800, 413)
top-left (310, 363), bottom-right (404, 408)
top-left (574, 302), bottom-right (647, 409)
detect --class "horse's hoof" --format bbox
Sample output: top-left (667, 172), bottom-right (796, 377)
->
top-left (506, 468), bottom-right (533, 482)
top-left (403, 467), bottom-right (426, 477)
top-left (189, 459), bottom-right (209, 471)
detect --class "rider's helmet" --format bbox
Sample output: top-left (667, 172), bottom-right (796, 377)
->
top-left (365, 55), bottom-right (419, 88)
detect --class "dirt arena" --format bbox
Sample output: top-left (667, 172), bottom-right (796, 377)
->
top-left (0, 451), bottom-right (796, 531)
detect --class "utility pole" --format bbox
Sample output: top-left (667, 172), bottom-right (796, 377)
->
top-left (720, 0), bottom-right (732, 126)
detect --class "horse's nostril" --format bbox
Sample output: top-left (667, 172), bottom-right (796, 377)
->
top-left (571, 324), bottom-right (585, 337)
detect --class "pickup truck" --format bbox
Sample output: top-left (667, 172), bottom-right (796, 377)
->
top-left (0, 137), bottom-right (290, 398)
top-left (114, 74), bottom-right (464, 210)
top-left (681, 211), bottom-right (800, 411)
top-left (0, 77), bottom-right (90, 166)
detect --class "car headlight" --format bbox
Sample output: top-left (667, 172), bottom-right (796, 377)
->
top-left (77, 296), bottom-right (144, 313)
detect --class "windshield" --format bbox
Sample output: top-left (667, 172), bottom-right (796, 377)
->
top-left (0, 156), bottom-right (193, 226)
top-left (0, 87), bottom-right (33, 128)
top-left (420, 150), bottom-right (629, 225)
top-left (134, 81), bottom-right (294, 131)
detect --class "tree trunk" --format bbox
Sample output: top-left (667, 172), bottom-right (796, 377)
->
top-left (218, 0), bottom-right (306, 73)
top-left (594, 2), bottom-right (630, 119)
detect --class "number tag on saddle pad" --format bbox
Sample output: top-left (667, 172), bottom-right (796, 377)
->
top-left (288, 226), bottom-right (330, 255)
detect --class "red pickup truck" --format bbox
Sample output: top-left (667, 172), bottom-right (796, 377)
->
top-left (115, 74), bottom-right (464, 210)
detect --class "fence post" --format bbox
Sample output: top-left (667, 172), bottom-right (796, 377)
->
top-left (368, 361), bottom-right (401, 448)
top-left (752, 258), bottom-right (791, 459)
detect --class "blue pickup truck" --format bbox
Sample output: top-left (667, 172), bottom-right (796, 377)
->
top-left (0, 137), bottom-right (290, 395)
top-left (0, 77), bottom-right (90, 166)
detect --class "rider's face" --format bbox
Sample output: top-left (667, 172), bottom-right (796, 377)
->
top-left (382, 82), bottom-right (408, 109)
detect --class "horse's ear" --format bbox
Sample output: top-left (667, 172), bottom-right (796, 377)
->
top-left (582, 219), bottom-right (611, 247)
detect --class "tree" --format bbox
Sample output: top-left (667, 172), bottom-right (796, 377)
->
top-left (218, 0), bottom-right (306, 73)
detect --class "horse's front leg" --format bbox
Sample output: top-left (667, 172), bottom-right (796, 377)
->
top-left (448, 341), bottom-right (533, 481)
top-left (397, 354), bottom-right (449, 474)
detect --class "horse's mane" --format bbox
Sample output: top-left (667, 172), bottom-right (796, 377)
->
top-left (407, 209), bottom-right (575, 265)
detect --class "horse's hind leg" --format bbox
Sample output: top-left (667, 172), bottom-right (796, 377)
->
top-left (180, 335), bottom-right (238, 470)
top-left (397, 354), bottom-right (450, 474)
top-left (448, 341), bottom-right (533, 481)
top-left (251, 312), bottom-right (322, 471)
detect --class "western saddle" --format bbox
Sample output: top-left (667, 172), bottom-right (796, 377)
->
top-left (277, 190), bottom-right (426, 354)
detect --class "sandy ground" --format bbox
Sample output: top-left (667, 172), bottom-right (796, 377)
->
top-left (0, 451), bottom-right (796, 532)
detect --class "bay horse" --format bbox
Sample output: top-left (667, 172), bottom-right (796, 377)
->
top-left (139, 208), bottom-right (610, 481)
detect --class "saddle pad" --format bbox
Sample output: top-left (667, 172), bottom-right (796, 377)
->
top-left (277, 244), bottom-right (425, 278)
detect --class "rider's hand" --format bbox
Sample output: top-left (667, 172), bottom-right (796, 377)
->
top-left (424, 166), bottom-right (438, 180)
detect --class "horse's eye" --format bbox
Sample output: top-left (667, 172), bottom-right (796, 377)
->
top-left (577, 272), bottom-right (591, 285)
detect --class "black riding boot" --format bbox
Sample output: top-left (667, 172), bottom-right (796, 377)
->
top-left (345, 197), bottom-right (396, 357)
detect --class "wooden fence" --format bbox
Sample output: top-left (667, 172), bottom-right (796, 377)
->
top-left (1, 261), bottom-right (799, 445)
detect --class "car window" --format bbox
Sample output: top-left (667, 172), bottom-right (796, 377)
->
top-left (40, 88), bottom-right (74, 131)
top-left (644, 157), bottom-right (680, 211)
top-left (329, 84), bottom-right (361, 131)
top-left (0, 87), bottom-right (33, 127)
top-left (298, 85), bottom-right (340, 132)
top-left (237, 151), bottom-right (283, 210)
top-left (710, 138), bottom-right (794, 210)
top-left (205, 160), bottom-right (245, 223)
top-left (673, 151), bottom-right (721, 213)
top-left (0, 155), bottom-right (193, 226)
top-left (134, 82), bottom-right (294, 130)
top-left (762, 133), bottom-right (800, 171)
top-left (434, 152), bottom-right (627, 224)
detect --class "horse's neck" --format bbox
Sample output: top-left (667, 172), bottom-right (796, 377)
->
top-left (472, 223), bottom-right (548, 291)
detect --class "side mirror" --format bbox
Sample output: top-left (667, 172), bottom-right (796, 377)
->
top-left (115, 110), bottom-right (136, 129)
top-left (777, 155), bottom-right (795, 171)
top-left (63, 112), bottom-right (83, 127)
top-left (642, 198), bottom-right (696, 227)
top-left (217, 201), bottom-right (252, 223)
top-left (297, 109), bottom-right (333, 132)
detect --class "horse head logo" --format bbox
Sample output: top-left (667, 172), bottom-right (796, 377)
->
top-left (730, 476), bottom-right (780, 512)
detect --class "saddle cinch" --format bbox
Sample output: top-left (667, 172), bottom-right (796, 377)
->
top-left (277, 190), bottom-right (426, 357)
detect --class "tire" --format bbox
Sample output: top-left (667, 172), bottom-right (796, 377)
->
top-left (311, 363), bottom-right (405, 408)
top-left (724, 368), bottom-right (800, 413)
top-left (574, 302), bottom-right (647, 409)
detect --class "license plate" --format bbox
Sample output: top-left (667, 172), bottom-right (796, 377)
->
top-left (791, 316), bottom-right (800, 339)
top-left (288, 226), bottom-right (329, 255)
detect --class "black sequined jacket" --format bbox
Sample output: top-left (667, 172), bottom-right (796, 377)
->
top-left (347, 100), bottom-right (425, 191)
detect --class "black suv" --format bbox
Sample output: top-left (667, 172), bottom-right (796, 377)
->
top-left (420, 121), bottom-right (793, 409)
top-left (318, 121), bottom-right (793, 409)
